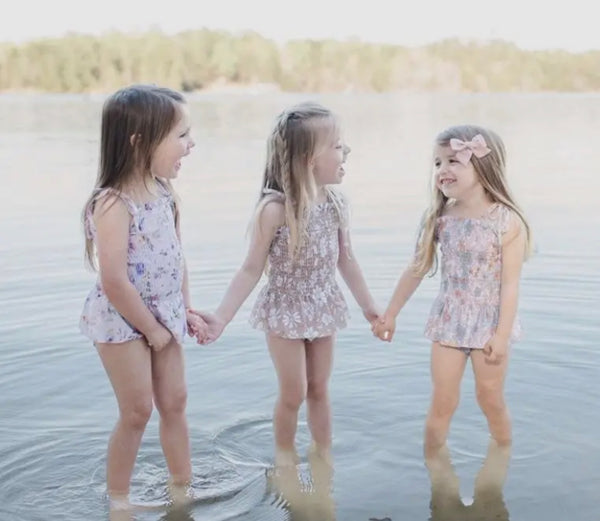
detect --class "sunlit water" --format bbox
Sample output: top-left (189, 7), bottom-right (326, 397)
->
top-left (0, 92), bottom-right (599, 521)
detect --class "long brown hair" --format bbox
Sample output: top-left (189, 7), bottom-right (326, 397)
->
top-left (82, 84), bottom-right (186, 269)
top-left (413, 124), bottom-right (532, 277)
top-left (257, 101), bottom-right (346, 258)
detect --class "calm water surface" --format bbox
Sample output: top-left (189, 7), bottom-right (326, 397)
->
top-left (0, 92), bottom-right (599, 521)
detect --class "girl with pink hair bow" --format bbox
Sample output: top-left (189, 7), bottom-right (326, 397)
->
top-left (373, 124), bottom-right (532, 460)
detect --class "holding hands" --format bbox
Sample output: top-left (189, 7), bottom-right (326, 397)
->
top-left (371, 313), bottom-right (396, 342)
top-left (187, 309), bottom-right (227, 345)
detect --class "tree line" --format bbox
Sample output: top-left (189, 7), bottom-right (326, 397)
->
top-left (0, 29), bottom-right (598, 93)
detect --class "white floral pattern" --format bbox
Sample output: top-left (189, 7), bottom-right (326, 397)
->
top-left (79, 183), bottom-right (187, 344)
top-left (424, 203), bottom-right (521, 349)
top-left (249, 199), bottom-right (349, 340)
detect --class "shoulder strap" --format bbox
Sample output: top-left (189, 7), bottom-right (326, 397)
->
top-left (489, 203), bottom-right (511, 240)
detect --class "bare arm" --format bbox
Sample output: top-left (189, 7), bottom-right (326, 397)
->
top-left (372, 263), bottom-right (424, 342)
top-left (94, 195), bottom-right (169, 348)
top-left (384, 265), bottom-right (424, 318)
top-left (210, 201), bottom-right (284, 333)
top-left (337, 230), bottom-right (379, 322)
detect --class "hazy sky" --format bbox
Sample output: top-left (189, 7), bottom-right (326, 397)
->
top-left (2, 0), bottom-right (598, 52)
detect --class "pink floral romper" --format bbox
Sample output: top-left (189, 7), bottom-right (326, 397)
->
top-left (249, 195), bottom-right (349, 340)
top-left (79, 182), bottom-right (187, 345)
top-left (424, 203), bottom-right (521, 350)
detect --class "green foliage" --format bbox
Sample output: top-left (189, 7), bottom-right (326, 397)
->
top-left (0, 31), bottom-right (598, 92)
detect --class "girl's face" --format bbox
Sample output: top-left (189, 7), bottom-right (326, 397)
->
top-left (312, 130), bottom-right (350, 187)
top-left (433, 144), bottom-right (481, 200)
top-left (151, 104), bottom-right (195, 179)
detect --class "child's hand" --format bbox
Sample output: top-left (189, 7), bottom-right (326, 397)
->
top-left (146, 324), bottom-right (173, 352)
top-left (192, 311), bottom-right (226, 345)
top-left (372, 313), bottom-right (396, 342)
top-left (483, 334), bottom-right (509, 364)
top-left (186, 308), bottom-right (208, 343)
top-left (362, 305), bottom-right (380, 325)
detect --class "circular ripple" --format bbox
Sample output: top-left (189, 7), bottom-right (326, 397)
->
top-left (0, 425), bottom-right (272, 521)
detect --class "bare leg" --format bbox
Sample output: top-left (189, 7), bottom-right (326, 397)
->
top-left (96, 339), bottom-right (153, 500)
top-left (471, 348), bottom-right (512, 446)
top-left (424, 343), bottom-right (468, 458)
top-left (305, 335), bottom-right (335, 457)
top-left (267, 334), bottom-right (307, 464)
top-left (152, 338), bottom-right (192, 504)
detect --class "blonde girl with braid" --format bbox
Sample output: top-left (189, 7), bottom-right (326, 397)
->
top-left (372, 125), bottom-right (531, 459)
top-left (196, 102), bottom-right (380, 466)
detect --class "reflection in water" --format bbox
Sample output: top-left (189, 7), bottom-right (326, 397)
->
top-left (268, 447), bottom-right (336, 521)
top-left (427, 441), bottom-right (510, 521)
top-left (106, 481), bottom-right (197, 521)
top-left (107, 502), bottom-right (196, 521)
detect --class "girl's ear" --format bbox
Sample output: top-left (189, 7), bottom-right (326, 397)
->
top-left (129, 133), bottom-right (140, 147)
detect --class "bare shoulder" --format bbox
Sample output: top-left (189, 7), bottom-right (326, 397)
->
top-left (256, 196), bottom-right (285, 230)
top-left (93, 191), bottom-right (131, 227)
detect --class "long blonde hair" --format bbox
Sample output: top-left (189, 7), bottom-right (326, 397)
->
top-left (82, 84), bottom-right (186, 269)
top-left (257, 101), bottom-right (347, 258)
top-left (413, 124), bottom-right (532, 277)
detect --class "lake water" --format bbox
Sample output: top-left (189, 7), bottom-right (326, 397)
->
top-left (0, 92), bottom-right (599, 521)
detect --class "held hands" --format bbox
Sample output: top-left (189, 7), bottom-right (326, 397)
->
top-left (187, 310), bottom-right (227, 345)
top-left (186, 308), bottom-right (209, 343)
top-left (483, 334), bottom-right (509, 364)
top-left (371, 313), bottom-right (396, 342)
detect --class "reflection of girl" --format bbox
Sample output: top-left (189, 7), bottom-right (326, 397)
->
top-left (269, 448), bottom-right (336, 521)
top-left (427, 440), bottom-right (510, 521)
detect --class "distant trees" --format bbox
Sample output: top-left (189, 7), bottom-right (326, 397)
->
top-left (0, 30), bottom-right (598, 93)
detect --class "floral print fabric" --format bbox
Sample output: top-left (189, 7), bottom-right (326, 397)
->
top-left (79, 184), bottom-right (186, 344)
top-left (424, 203), bottom-right (521, 349)
top-left (250, 199), bottom-right (349, 340)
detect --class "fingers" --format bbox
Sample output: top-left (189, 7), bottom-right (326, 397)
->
top-left (371, 321), bottom-right (393, 341)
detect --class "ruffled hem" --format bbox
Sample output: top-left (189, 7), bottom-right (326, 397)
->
top-left (79, 294), bottom-right (186, 345)
top-left (424, 298), bottom-right (521, 348)
top-left (249, 287), bottom-right (349, 340)
top-left (249, 319), bottom-right (347, 341)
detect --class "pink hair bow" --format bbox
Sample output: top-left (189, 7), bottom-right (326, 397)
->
top-left (449, 134), bottom-right (491, 165)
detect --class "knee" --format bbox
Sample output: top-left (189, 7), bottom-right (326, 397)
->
top-left (430, 391), bottom-right (459, 419)
top-left (120, 400), bottom-right (153, 430)
top-left (476, 385), bottom-right (506, 415)
top-left (279, 385), bottom-right (306, 411)
top-left (306, 380), bottom-right (328, 402)
top-left (156, 386), bottom-right (188, 418)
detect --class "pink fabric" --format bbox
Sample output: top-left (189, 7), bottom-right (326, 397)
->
top-left (424, 203), bottom-right (521, 348)
top-left (449, 134), bottom-right (491, 165)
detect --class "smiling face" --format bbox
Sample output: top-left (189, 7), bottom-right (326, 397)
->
top-left (433, 144), bottom-right (482, 201)
top-left (151, 103), bottom-right (195, 179)
top-left (312, 126), bottom-right (350, 187)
